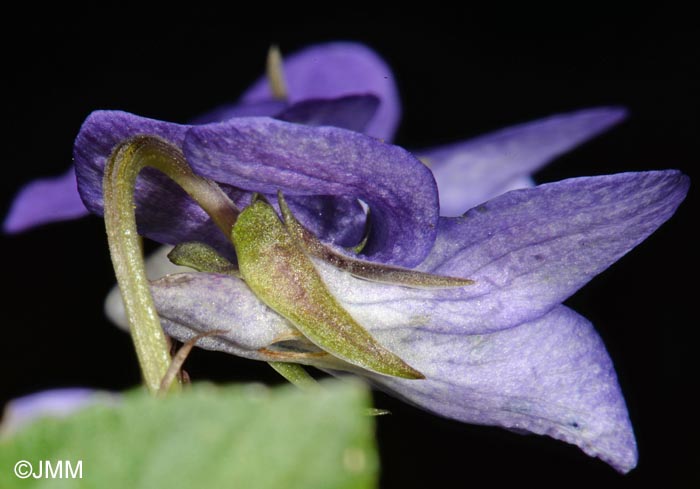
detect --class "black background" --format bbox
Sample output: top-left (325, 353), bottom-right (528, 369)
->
top-left (1, 9), bottom-right (697, 488)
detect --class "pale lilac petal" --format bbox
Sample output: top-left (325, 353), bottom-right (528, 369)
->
top-left (413, 171), bottom-right (689, 332)
top-left (300, 172), bottom-right (688, 335)
top-left (148, 269), bottom-right (638, 471)
top-left (150, 272), bottom-right (300, 360)
top-left (492, 175), bottom-right (535, 194)
top-left (150, 171), bottom-right (687, 339)
top-left (116, 170), bottom-right (688, 340)
top-left (241, 42), bottom-right (400, 141)
top-left (364, 306), bottom-right (638, 473)
top-left (184, 117), bottom-right (438, 266)
top-left (418, 107), bottom-right (628, 215)
top-left (3, 167), bottom-right (87, 233)
top-left (105, 245), bottom-right (194, 331)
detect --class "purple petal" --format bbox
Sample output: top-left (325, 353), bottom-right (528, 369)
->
top-left (284, 195), bottom-right (367, 248)
top-left (218, 187), bottom-right (367, 247)
top-left (275, 95), bottom-right (380, 133)
top-left (3, 167), bottom-right (88, 233)
top-left (413, 171), bottom-right (689, 332)
top-left (105, 245), bottom-right (195, 331)
top-left (74, 111), bottom-right (371, 255)
top-left (365, 306), bottom-right (638, 473)
top-left (73, 110), bottom-right (237, 256)
top-left (9, 42), bottom-right (398, 235)
top-left (199, 96), bottom-right (380, 247)
top-left (74, 110), bottom-right (189, 213)
top-left (418, 107), bottom-right (628, 215)
top-left (184, 117), bottom-right (438, 266)
top-left (241, 42), bottom-right (400, 141)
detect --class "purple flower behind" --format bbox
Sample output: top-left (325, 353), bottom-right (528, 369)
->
top-left (3, 42), bottom-right (397, 234)
top-left (5, 42), bottom-right (627, 237)
top-left (237, 42), bottom-right (401, 141)
top-left (1, 389), bottom-right (116, 437)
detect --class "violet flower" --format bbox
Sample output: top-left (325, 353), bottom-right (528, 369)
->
top-left (2, 42), bottom-right (689, 474)
top-left (67, 108), bottom-right (687, 474)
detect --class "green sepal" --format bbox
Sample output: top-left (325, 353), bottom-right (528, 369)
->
top-left (231, 199), bottom-right (424, 380)
top-left (168, 244), bottom-right (320, 385)
top-left (168, 242), bottom-right (240, 277)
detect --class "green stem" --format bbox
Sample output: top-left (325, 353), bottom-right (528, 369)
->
top-left (103, 135), bottom-right (239, 394)
top-left (268, 362), bottom-right (319, 391)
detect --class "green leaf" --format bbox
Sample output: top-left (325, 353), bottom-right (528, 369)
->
top-left (0, 381), bottom-right (377, 489)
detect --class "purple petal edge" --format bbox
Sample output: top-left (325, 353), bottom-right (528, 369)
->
top-left (320, 171), bottom-right (688, 337)
top-left (366, 305), bottom-right (638, 473)
top-left (3, 167), bottom-right (88, 233)
top-left (72, 111), bottom-right (399, 258)
top-left (419, 107), bottom-right (628, 215)
top-left (72, 111), bottom-right (240, 255)
top-left (415, 170), bottom-right (689, 332)
top-left (184, 117), bottom-right (439, 266)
